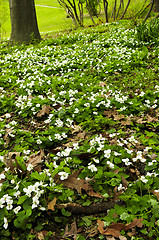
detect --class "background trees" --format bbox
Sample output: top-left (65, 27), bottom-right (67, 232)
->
top-left (6, 0), bottom-right (159, 44)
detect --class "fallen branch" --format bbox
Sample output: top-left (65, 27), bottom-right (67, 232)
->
top-left (56, 200), bottom-right (124, 215)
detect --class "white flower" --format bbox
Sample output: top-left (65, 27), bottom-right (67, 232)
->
top-left (140, 91), bottom-right (145, 96)
top-left (73, 142), bottom-right (79, 150)
top-left (0, 173), bottom-right (5, 180)
top-left (118, 184), bottom-right (125, 191)
top-left (114, 151), bottom-right (121, 156)
top-left (128, 135), bottom-right (138, 143)
top-left (107, 161), bottom-right (114, 169)
top-left (27, 163), bottom-right (34, 171)
top-left (88, 163), bottom-right (98, 172)
top-left (0, 156), bottom-right (4, 162)
top-left (5, 113), bottom-right (11, 118)
top-left (140, 176), bottom-right (148, 183)
top-left (74, 108), bottom-right (79, 113)
top-left (13, 190), bottom-right (20, 198)
top-left (37, 139), bottom-right (42, 144)
top-left (93, 158), bottom-right (99, 163)
top-left (0, 183), bottom-right (3, 191)
top-left (48, 135), bottom-right (52, 141)
top-left (55, 119), bottom-right (63, 127)
top-left (11, 179), bottom-right (15, 184)
top-left (23, 185), bottom-right (34, 197)
top-left (0, 198), bottom-right (5, 208)
top-left (104, 149), bottom-right (111, 158)
top-left (55, 133), bottom-right (62, 140)
top-left (62, 132), bottom-right (67, 138)
top-left (3, 217), bottom-right (8, 229)
top-left (32, 195), bottom-right (40, 207)
top-left (84, 103), bottom-right (90, 107)
top-left (122, 158), bottom-right (132, 166)
top-left (39, 206), bottom-right (46, 211)
top-left (14, 206), bottom-right (21, 214)
top-left (58, 171), bottom-right (69, 180)
top-left (93, 112), bottom-right (98, 115)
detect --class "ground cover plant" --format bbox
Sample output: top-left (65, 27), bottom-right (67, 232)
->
top-left (0, 20), bottom-right (159, 239)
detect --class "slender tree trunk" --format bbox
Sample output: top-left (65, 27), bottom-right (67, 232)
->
top-left (103, 0), bottom-right (108, 23)
top-left (9, 0), bottom-right (41, 44)
top-left (120, 0), bottom-right (131, 19)
top-left (143, 0), bottom-right (155, 23)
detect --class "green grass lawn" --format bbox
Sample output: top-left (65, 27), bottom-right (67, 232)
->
top-left (1, 0), bottom-right (146, 40)
top-left (0, 0), bottom-right (73, 39)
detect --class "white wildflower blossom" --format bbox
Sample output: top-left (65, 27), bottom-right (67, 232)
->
top-left (88, 163), bottom-right (98, 172)
top-left (114, 151), bottom-right (121, 156)
top-left (13, 190), bottom-right (20, 198)
top-left (5, 113), bottom-right (11, 118)
top-left (58, 171), bottom-right (69, 180)
top-left (37, 139), bottom-right (42, 144)
top-left (14, 206), bottom-right (21, 214)
top-left (104, 149), bottom-right (111, 158)
top-left (0, 173), bottom-right (5, 180)
top-left (0, 156), bottom-right (4, 162)
top-left (122, 158), bottom-right (132, 166)
top-left (74, 108), bottom-right (79, 113)
top-left (3, 217), bottom-right (8, 229)
top-left (107, 161), bottom-right (114, 169)
top-left (27, 163), bottom-right (34, 171)
top-left (140, 176), bottom-right (148, 183)
top-left (55, 118), bottom-right (63, 127)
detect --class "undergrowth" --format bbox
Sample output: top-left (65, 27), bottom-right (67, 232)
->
top-left (0, 20), bottom-right (159, 240)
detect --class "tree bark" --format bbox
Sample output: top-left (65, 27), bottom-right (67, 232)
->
top-left (9, 0), bottom-right (41, 44)
top-left (56, 201), bottom-right (124, 215)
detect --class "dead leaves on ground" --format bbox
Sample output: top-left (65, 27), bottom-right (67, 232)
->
top-left (37, 104), bottom-right (53, 117)
top-left (26, 149), bottom-right (44, 171)
top-left (54, 169), bottom-right (103, 198)
top-left (97, 218), bottom-right (143, 239)
top-left (62, 220), bottom-right (78, 240)
top-left (3, 149), bottom-right (44, 173)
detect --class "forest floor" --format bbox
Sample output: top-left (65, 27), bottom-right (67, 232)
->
top-left (0, 20), bottom-right (159, 240)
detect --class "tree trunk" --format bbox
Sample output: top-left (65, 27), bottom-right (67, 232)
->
top-left (154, 0), bottom-right (159, 11)
top-left (9, 0), bottom-right (41, 44)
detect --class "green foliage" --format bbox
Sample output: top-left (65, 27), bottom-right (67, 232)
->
top-left (136, 18), bottom-right (159, 42)
top-left (0, 21), bottom-right (159, 239)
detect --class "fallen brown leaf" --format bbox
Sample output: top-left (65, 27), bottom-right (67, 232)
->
top-left (3, 127), bottom-right (14, 146)
top-left (121, 175), bottom-right (128, 189)
top-left (55, 169), bottom-right (103, 198)
top-left (36, 231), bottom-right (48, 240)
top-left (106, 237), bottom-right (116, 240)
top-left (124, 218), bottom-right (143, 230)
top-left (4, 152), bottom-right (22, 171)
top-left (119, 236), bottom-right (127, 240)
top-left (71, 125), bottom-right (82, 134)
top-left (48, 197), bottom-right (57, 211)
top-left (97, 218), bottom-right (143, 238)
top-left (27, 149), bottom-right (44, 171)
top-left (37, 104), bottom-right (52, 117)
top-left (62, 220), bottom-right (77, 240)
top-left (150, 190), bottom-right (159, 201)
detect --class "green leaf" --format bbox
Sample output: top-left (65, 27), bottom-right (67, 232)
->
top-left (61, 208), bottom-right (71, 217)
top-left (82, 216), bottom-right (92, 226)
top-left (120, 212), bottom-right (130, 220)
top-left (17, 195), bottom-right (28, 205)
